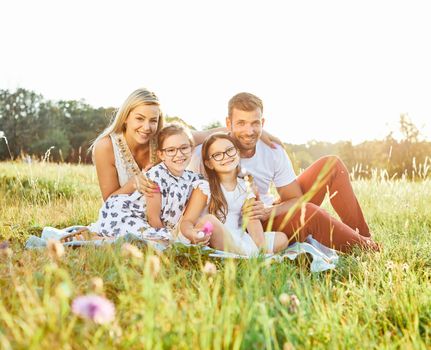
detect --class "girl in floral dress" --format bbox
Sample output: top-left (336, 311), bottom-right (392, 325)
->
top-left (88, 124), bottom-right (205, 243)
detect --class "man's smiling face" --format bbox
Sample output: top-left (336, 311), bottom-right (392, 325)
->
top-left (226, 107), bottom-right (265, 153)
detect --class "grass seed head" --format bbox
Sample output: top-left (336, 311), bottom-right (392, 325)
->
top-left (90, 277), bottom-right (104, 294)
top-left (279, 293), bottom-right (290, 306)
top-left (202, 261), bottom-right (217, 276)
top-left (148, 255), bottom-right (161, 278)
top-left (121, 243), bottom-right (143, 259)
top-left (47, 239), bottom-right (65, 260)
top-left (288, 294), bottom-right (300, 314)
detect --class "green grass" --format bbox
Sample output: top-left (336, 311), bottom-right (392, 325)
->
top-left (0, 161), bottom-right (430, 349)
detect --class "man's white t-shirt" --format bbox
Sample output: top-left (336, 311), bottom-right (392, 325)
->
top-left (188, 140), bottom-right (297, 206)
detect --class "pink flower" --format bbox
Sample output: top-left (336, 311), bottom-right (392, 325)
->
top-left (72, 295), bottom-right (115, 324)
top-left (202, 221), bottom-right (214, 236)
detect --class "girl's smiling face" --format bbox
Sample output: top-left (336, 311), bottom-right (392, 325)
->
top-left (205, 138), bottom-right (240, 175)
top-left (158, 133), bottom-right (193, 176)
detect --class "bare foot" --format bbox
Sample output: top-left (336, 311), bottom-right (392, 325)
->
top-left (61, 228), bottom-right (102, 242)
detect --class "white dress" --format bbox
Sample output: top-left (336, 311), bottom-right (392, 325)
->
top-left (194, 178), bottom-right (275, 255)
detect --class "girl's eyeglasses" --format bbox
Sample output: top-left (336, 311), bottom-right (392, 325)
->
top-left (161, 144), bottom-right (192, 157)
top-left (209, 146), bottom-right (238, 161)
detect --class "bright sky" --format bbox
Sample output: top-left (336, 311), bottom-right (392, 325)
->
top-left (1, 0), bottom-right (430, 144)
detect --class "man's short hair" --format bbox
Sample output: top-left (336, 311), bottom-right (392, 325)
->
top-left (228, 92), bottom-right (263, 118)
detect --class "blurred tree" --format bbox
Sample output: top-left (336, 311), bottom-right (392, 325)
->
top-left (0, 88), bottom-right (43, 158)
top-left (30, 128), bottom-right (71, 161)
top-left (202, 120), bottom-right (223, 130)
top-left (1, 88), bottom-right (430, 177)
top-left (399, 114), bottom-right (420, 143)
top-left (165, 115), bottom-right (196, 130)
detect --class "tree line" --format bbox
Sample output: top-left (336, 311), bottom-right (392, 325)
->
top-left (1, 88), bottom-right (430, 179)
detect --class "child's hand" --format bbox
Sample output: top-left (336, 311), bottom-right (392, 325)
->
top-left (241, 198), bottom-right (268, 221)
top-left (190, 228), bottom-right (211, 245)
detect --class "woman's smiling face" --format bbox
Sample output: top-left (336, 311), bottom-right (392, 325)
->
top-left (124, 104), bottom-right (160, 145)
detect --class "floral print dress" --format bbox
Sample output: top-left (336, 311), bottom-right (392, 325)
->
top-left (89, 163), bottom-right (203, 241)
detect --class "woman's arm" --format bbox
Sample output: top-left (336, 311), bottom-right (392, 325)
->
top-left (94, 137), bottom-right (135, 200)
top-left (146, 191), bottom-right (164, 228)
top-left (94, 137), bottom-right (159, 201)
top-left (180, 188), bottom-right (209, 243)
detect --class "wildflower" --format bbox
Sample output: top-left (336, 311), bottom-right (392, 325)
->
top-left (202, 221), bottom-right (214, 235)
top-left (385, 261), bottom-right (395, 271)
top-left (288, 294), bottom-right (300, 314)
top-left (279, 293), bottom-right (290, 306)
top-left (121, 243), bottom-right (143, 259)
top-left (202, 261), bottom-right (217, 276)
top-left (148, 255), bottom-right (161, 278)
top-left (401, 263), bottom-right (409, 272)
top-left (90, 277), bottom-right (104, 294)
top-left (72, 295), bottom-right (115, 324)
top-left (47, 239), bottom-right (65, 260)
top-left (0, 241), bottom-right (13, 259)
top-left (197, 221), bottom-right (214, 239)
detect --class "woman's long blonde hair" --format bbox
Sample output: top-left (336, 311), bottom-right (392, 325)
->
top-left (202, 133), bottom-right (239, 223)
top-left (91, 88), bottom-right (164, 152)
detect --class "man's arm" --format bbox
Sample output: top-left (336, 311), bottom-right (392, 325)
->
top-left (191, 128), bottom-right (283, 148)
top-left (191, 128), bottom-right (227, 145)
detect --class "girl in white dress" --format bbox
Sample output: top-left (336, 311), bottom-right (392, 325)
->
top-left (180, 133), bottom-right (289, 255)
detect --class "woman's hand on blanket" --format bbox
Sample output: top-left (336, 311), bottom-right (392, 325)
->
top-left (241, 199), bottom-right (269, 221)
top-left (134, 173), bottom-right (159, 198)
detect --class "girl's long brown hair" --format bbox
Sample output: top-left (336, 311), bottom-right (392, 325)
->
top-left (202, 133), bottom-right (239, 223)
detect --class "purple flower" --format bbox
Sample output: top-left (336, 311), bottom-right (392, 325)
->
top-left (72, 295), bottom-right (115, 324)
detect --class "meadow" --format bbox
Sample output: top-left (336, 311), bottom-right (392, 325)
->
top-left (0, 161), bottom-right (430, 349)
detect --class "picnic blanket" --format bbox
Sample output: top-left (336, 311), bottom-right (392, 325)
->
top-left (25, 226), bottom-right (339, 273)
